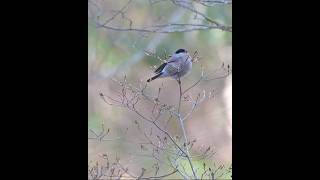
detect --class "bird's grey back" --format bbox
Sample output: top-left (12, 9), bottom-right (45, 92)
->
top-left (162, 53), bottom-right (192, 78)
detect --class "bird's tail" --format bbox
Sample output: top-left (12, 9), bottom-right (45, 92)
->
top-left (147, 72), bottom-right (163, 82)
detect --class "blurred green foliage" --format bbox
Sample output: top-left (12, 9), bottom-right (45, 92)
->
top-left (88, 112), bottom-right (102, 132)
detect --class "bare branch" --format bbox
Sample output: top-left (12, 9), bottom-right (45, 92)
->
top-left (177, 78), bottom-right (198, 179)
top-left (95, 46), bottom-right (232, 179)
top-left (100, 0), bottom-right (133, 26)
top-left (195, 0), bottom-right (232, 7)
top-left (91, 0), bottom-right (231, 33)
top-left (140, 169), bottom-right (178, 179)
top-left (171, 0), bottom-right (232, 32)
top-left (97, 23), bottom-right (231, 33)
top-left (183, 63), bottom-right (232, 95)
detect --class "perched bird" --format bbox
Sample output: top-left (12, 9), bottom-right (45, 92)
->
top-left (147, 49), bottom-right (192, 82)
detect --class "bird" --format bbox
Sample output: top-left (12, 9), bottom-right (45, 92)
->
top-left (147, 49), bottom-right (192, 82)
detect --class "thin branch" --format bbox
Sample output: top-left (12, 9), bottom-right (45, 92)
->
top-left (182, 92), bottom-right (200, 122)
top-left (182, 63), bottom-right (232, 95)
top-left (194, 0), bottom-right (232, 7)
top-left (177, 78), bottom-right (198, 179)
top-left (97, 23), bottom-right (231, 33)
top-left (183, 76), bottom-right (203, 95)
top-left (168, 156), bottom-right (190, 179)
top-left (171, 0), bottom-right (232, 32)
top-left (91, 0), bottom-right (231, 36)
top-left (96, 61), bottom-right (231, 179)
top-left (112, 159), bottom-right (180, 180)
top-left (131, 105), bottom-right (190, 161)
top-left (140, 169), bottom-right (179, 179)
top-left (99, 0), bottom-right (133, 26)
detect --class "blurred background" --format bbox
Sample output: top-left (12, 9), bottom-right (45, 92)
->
top-left (88, 0), bottom-right (231, 178)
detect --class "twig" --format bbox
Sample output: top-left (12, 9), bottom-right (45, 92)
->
top-left (182, 63), bottom-right (232, 95)
top-left (97, 23), bottom-right (231, 33)
top-left (171, 0), bottom-right (232, 32)
top-left (177, 77), bottom-right (198, 179)
top-left (195, 0), bottom-right (232, 7)
top-left (99, 0), bottom-right (133, 26)
top-left (140, 169), bottom-right (178, 179)
top-left (96, 63), bottom-right (231, 179)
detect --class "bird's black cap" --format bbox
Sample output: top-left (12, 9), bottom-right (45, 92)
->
top-left (175, 49), bottom-right (187, 54)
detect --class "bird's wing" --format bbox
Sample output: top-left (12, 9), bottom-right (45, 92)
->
top-left (154, 54), bottom-right (179, 73)
top-left (154, 62), bottom-right (167, 73)
top-left (164, 63), bottom-right (180, 76)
